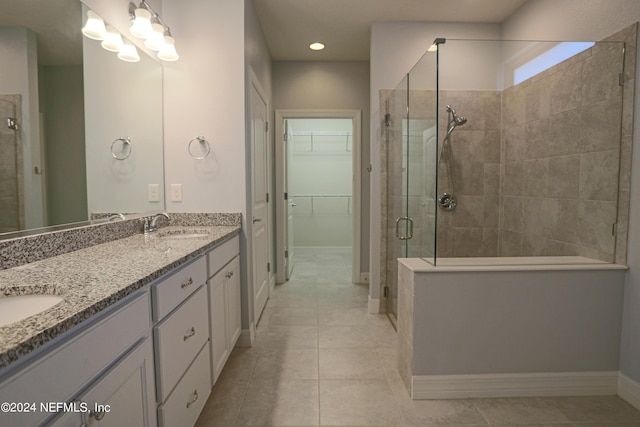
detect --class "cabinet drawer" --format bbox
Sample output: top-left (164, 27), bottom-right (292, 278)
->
top-left (154, 286), bottom-right (209, 401)
top-left (153, 256), bottom-right (207, 321)
top-left (0, 292), bottom-right (150, 427)
top-left (158, 345), bottom-right (211, 427)
top-left (207, 235), bottom-right (239, 278)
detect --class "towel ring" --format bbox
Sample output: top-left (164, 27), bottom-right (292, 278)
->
top-left (111, 137), bottom-right (132, 160)
top-left (188, 136), bottom-right (211, 159)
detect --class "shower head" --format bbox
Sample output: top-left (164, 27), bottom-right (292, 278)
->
top-left (446, 116), bottom-right (467, 138)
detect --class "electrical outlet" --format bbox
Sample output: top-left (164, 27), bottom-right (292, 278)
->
top-left (171, 184), bottom-right (182, 202)
top-left (148, 184), bottom-right (160, 202)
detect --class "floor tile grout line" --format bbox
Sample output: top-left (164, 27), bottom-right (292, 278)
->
top-left (232, 343), bottom-right (262, 426)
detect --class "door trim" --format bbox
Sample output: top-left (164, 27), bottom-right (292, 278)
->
top-left (275, 109), bottom-right (362, 284)
top-left (249, 68), bottom-right (271, 324)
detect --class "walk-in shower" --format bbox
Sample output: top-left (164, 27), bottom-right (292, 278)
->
top-left (380, 32), bottom-right (634, 321)
top-left (437, 105), bottom-right (467, 211)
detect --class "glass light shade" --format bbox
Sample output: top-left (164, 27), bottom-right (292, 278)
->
top-left (117, 42), bottom-right (140, 62)
top-left (158, 36), bottom-right (179, 61)
top-left (144, 22), bottom-right (166, 51)
top-left (129, 7), bottom-right (153, 39)
top-left (101, 26), bottom-right (124, 52)
top-left (82, 10), bottom-right (107, 40)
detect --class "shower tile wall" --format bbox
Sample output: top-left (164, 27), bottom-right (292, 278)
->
top-left (499, 41), bottom-right (626, 261)
top-left (607, 24), bottom-right (637, 264)
top-left (436, 91), bottom-right (502, 257)
top-left (0, 95), bottom-right (23, 234)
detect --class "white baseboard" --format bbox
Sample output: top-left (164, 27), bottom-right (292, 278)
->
top-left (236, 323), bottom-right (255, 347)
top-left (618, 373), bottom-right (640, 410)
top-left (412, 371), bottom-right (619, 400)
top-left (368, 296), bottom-right (381, 313)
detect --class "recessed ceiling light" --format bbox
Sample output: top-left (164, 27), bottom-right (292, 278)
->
top-left (309, 42), bottom-right (325, 51)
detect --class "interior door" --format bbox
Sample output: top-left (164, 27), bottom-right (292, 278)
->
top-left (251, 82), bottom-right (269, 323)
top-left (284, 120), bottom-right (295, 279)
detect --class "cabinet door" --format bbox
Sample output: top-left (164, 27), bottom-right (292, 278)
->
top-left (49, 337), bottom-right (156, 427)
top-left (226, 257), bottom-right (241, 348)
top-left (209, 269), bottom-right (228, 385)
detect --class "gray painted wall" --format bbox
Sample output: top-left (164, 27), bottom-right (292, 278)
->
top-left (412, 268), bottom-right (626, 375)
top-left (272, 61), bottom-right (371, 274)
top-left (41, 65), bottom-right (87, 226)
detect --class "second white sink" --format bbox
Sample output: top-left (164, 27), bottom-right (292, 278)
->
top-left (0, 294), bottom-right (64, 328)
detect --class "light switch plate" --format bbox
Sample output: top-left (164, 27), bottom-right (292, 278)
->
top-left (171, 184), bottom-right (182, 202)
top-left (148, 184), bottom-right (160, 202)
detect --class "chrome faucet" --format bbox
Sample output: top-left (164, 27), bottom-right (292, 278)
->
top-left (141, 213), bottom-right (170, 234)
top-left (107, 213), bottom-right (125, 222)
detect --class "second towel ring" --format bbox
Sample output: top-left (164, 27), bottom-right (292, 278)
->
top-left (188, 136), bottom-right (211, 159)
top-left (111, 137), bottom-right (132, 160)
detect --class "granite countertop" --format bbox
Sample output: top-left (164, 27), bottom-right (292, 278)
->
top-left (0, 225), bottom-right (240, 371)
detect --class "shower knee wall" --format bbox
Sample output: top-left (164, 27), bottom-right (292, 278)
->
top-left (397, 258), bottom-right (627, 399)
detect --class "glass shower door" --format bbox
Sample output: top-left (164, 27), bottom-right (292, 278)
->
top-left (385, 47), bottom-right (438, 320)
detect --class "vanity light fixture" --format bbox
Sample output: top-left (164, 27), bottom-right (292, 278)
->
top-left (309, 42), bottom-right (325, 51)
top-left (129, 2), bottom-right (153, 39)
top-left (129, 0), bottom-right (179, 61)
top-left (144, 18), bottom-right (166, 51)
top-left (81, 10), bottom-right (107, 40)
top-left (101, 25), bottom-right (124, 52)
top-left (157, 30), bottom-right (179, 61)
top-left (117, 41), bottom-right (141, 62)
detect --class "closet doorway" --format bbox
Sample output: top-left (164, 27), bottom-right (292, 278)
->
top-left (275, 110), bottom-right (362, 285)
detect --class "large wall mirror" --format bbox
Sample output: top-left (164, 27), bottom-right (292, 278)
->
top-left (0, 0), bottom-right (165, 239)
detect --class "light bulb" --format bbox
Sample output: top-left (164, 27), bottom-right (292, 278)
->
top-left (117, 42), bottom-right (140, 62)
top-left (82, 10), bottom-right (107, 40)
top-left (158, 35), bottom-right (179, 61)
top-left (130, 6), bottom-right (153, 39)
top-left (144, 22), bottom-right (166, 51)
top-left (309, 42), bottom-right (325, 51)
top-left (101, 26), bottom-right (124, 52)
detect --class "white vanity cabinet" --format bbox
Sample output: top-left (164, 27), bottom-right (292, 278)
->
top-left (207, 236), bottom-right (241, 385)
top-left (0, 291), bottom-right (154, 427)
top-left (50, 337), bottom-right (157, 427)
top-left (151, 256), bottom-right (211, 427)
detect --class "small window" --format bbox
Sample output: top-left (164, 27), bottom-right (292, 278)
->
top-left (514, 42), bottom-right (595, 85)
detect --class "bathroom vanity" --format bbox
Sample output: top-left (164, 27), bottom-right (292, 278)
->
top-left (0, 218), bottom-right (241, 427)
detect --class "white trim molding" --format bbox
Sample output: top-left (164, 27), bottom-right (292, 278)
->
top-left (237, 323), bottom-right (256, 347)
top-left (412, 372), bottom-right (619, 400)
top-left (368, 295), bottom-right (381, 314)
top-left (618, 373), bottom-right (640, 410)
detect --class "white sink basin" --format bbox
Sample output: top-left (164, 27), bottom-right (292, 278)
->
top-left (0, 294), bottom-right (64, 327)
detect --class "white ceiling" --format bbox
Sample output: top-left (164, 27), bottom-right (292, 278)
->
top-left (253, 0), bottom-right (528, 61)
top-left (0, 0), bottom-right (527, 65)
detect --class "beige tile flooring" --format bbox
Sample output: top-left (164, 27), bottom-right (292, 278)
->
top-left (196, 247), bottom-right (640, 426)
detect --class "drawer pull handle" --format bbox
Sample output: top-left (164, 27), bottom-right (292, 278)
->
top-left (181, 277), bottom-right (194, 289)
top-left (186, 389), bottom-right (199, 408)
top-left (183, 327), bottom-right (196, 341)
top-left (226, 271), bottom-right (234, 279)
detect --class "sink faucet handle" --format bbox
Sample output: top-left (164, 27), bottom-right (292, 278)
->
top-left (140, 216), bottom-right (152, 234)
top-left (150, 212), bottom-right (170, 231)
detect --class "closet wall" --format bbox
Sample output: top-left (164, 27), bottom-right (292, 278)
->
top-left (289, 118), bottom-right (353, 247)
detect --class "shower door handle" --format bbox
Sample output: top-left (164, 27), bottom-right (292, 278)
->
top-left (395, 217), bottom-right (413, 240)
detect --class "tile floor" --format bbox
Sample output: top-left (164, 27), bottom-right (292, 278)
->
top-left (196, 247), bottom-right (640, 426)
